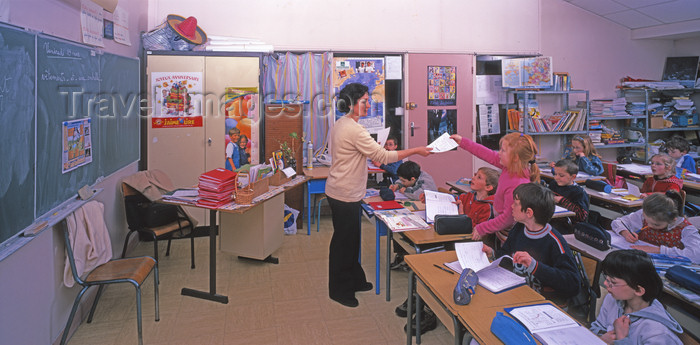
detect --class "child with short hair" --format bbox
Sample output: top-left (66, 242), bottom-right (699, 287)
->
top-left (641, 153), bottom-right (683, 197)
top-left (611, 190), bottom-right (700, 263)
top-left (456, 167), bottom-right (498, 225)
top-left (590, 249), bottom-right (682, 344)
top-left (550, 135), bottom-right (604, 176)
top-left (390, 161), bottom-right (437, 200)
top-left (666, 135), bottom-right (697, 178)
top-left (451, 132), bottom-right (541, 243)
top-left (372, 136), bottom-right (401, 185)
top-left (482, 183), bottom-right (580, 302)
top-left (545, 159), bottom-right (590, 223)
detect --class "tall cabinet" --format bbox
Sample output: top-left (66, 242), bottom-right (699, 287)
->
top-left (144, 52), bottom-right (261, 225)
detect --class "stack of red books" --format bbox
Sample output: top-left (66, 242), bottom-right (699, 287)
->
top-left (197, 168), bottom-right (237, 208)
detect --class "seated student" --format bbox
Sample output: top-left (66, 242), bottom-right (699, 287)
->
top-left (545, 159), bottom-right (590, 232)
top-left (372, 136), bottom-right (401, 186)
top-left (483, 183), bottom-right (580, 302)
top-left (389, 161), bottom-right (437, 200)
top-left (590, 249), bottom-right (682, 344)
top-left (455, 167), bottom-right (498, 225)
top-left (665, 135), bottom-right (697, 178)
top-left (611, 191), bottom-right (700, 264)
top-left (641, 153), bottom-right (683, 197)
top-left (550, 135), bottom-right (604, 176)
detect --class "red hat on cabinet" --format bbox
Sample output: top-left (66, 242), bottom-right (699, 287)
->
top-left (166, 14), bottom-right (207, 45)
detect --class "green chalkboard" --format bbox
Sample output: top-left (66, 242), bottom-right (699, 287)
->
top-left (0, 25), bottom-right (36, 245)
top-left (0, 24), bottom-right (140, 246)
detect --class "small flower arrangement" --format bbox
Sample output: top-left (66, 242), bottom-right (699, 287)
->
top-left (277, 132), bottom-right (305, 162)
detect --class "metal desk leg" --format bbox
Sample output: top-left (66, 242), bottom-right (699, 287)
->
top-left (416, 288), bottom-right (423, 344)
top-left (407, 270), bottom-right (414, 345)
top-left (387, 228), bottom-right (392, 301)
top-left (306, 181), bottom-right (311, 235)
top-left (376, 217), bottom-right (382, 295)
top-left (453, 318), bottom-right (463, 345)
top-left (181, 209), bottom-right (228, 304)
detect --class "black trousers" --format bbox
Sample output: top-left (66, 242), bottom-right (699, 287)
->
top-left (327, 196), bottom-right (367, 300)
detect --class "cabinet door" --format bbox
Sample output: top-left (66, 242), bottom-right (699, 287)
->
top-left (204, 56), bottom-right (260, 171)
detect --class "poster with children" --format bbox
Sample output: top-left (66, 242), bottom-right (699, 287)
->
top-left (151, 72), bottom-right (203, 128)
top-left (333, 57), bottom-right (385, 134)
top-left (62, 118), bottom-right (93, 173)
top-left (224, 87), bottom-right (259, 170)
top-left (427, 66), bottom-right (457, 106)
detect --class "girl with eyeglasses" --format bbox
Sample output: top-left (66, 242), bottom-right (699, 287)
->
top-left (640, 153), bottom-right (683, 198)
top-left (611, 191), bottom-right (700, 264)
top-left (590, 249), bottom-right (682, 344)
top-left (550, 135), bottom-right (604, 176)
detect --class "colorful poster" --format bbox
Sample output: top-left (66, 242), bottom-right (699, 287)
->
top-left (333, 57), bottom-right (385, 134)
top-left (151, 72), bottom-right (203, 128)
top-left (427, 109), bottom-right (457, 146)
top-left (501, 57), bottom-right (552, 89)
top-left (224, 87), bottom-right (258, 171)
top-left (62, 118), bottom-right (93, 173)
top-left (427, 66), bottom-right (456, 106)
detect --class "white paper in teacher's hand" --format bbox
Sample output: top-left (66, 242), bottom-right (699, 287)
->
top-left (427, 132), bottom-right (458, 153)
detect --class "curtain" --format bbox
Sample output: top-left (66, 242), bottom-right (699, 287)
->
top-left (262, 52), bottom-right (333, 166)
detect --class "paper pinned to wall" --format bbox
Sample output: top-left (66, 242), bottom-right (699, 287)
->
top-left (478, 104), bottom-right (501, 136)
top-left (113, 5), bottom-right (131, 46)
top-left (80, 0), bottom-right (105, 47)
top-left (476, 75), bottom-right (506, 105)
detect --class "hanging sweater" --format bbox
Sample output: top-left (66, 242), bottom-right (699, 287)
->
top-left (325, 115), bottom-right (398, 202)
top-left (641, 174), bottom-right (683, 194)
top-left (611, 209), bottom-right (700, 263)
top-left (458, 137), bottom-right (530, 242)
top-left (590, 294), bottom-right (682, 345)
top-left (545, 181), bottom-right (590, 222)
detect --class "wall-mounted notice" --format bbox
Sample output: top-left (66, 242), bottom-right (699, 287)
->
top-left (80, 0), bottom-right (104, 47)
top-left (151, 72), bottom-right (203, 128)
top-left (62, 118), bottom-right (93, 173)
top-left (113, 5), bottom-right (131, 46)
top-left (427, 66), bottom-right (456, 106)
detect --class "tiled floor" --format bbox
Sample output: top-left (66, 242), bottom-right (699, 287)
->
top-left (66, 215), bottom-right (455, 345)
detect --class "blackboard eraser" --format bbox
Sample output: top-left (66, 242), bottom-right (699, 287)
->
top-left (78, 185), bottom-right (94, 200)
top-left (23, 221), bottom-right (48, 237)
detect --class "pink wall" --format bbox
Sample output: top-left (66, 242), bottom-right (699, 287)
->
top-left (6, 0), bottom-right (147, 57)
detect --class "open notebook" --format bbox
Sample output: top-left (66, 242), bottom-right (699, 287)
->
top-left (505, 303), bottom-right (604, 345)
top-left (446, 242), bottom-right (526, 293)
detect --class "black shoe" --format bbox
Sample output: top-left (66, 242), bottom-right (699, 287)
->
top-left (391, 261), bottom-right (409, 271)
top-left (395, 295), bottom-right (417, 317)
top-left (356, 281), bottom-right (373, 292)
top-left (330, 295), bottom-right (359, 308)
top-left (404, 307), bottom-right (437, 336)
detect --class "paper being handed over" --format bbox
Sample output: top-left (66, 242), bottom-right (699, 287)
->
top-left (426, 132), bottom-right (458, 153)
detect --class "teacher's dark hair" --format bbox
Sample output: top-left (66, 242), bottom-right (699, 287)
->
top-left (337, 83), bottom-right (369, 114)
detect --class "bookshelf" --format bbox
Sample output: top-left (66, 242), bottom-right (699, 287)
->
top-left (506, 90), bottom-right (589, 136)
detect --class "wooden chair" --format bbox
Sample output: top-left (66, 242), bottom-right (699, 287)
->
top-left (59, 222), bottom-right (158, 345)
top-left (120, 182), bottom-right (196, 271)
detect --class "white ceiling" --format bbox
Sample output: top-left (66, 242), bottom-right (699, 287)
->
top-left (563, 0), bottom-right (700, 39)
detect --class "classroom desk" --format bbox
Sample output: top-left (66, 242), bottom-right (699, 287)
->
top-left (540, 170), bottom-right (606, 184)
top-left (445, 179), bottom-right (471, 194)
top-left (584, 186), bottom-right (643, 214)
top-left (160, 176), bottom-right (308, 304)
top-left (404, 251), bottom-right (546, 345)
top-left (369, 196), bottom-right (573, 301)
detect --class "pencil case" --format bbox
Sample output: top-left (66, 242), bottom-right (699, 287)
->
top-left (585, 179), bottom-right (612, 193)
top-left (665, 265), bottom-right (700, 295)
top-left (573, 222), bottom-right (611, 251)
top-left (490, 312), bottom-right (536, 345)
top-left (434, 214), bottom-right (472, 235)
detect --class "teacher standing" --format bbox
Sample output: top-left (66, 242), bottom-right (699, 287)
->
top-left (325, 83), bottom-right (432, 307)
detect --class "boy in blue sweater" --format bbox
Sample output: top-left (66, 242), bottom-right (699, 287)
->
top-left (483, 183), bottom-right (580, 303)
top-left (372, 136), bottom-right (402, 186)
top-left (545, 159), bottom-right (590, 233)
top-left (665, 135), bottom-right (697, 178)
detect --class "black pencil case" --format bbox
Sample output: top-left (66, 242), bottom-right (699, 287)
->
top-left (573, 222), bottom-right (611, 251)
top-left (434, 214), bottom-right (472, 235)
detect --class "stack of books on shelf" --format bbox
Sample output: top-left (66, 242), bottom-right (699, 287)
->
top-left (197, 168), bottom-right (237, 209)
top-left (611, 97), bottom-right (628, 116)
top-left (601, 132), bottom-right (625, 145)
top-left (591, 98), bottom-right (627, 117)
top-left (507, 109), bottom-right (522, 131)
top-left (525, 109), bottom-right (586, 133)
top-left (626, 102), bottom-right (646, 115)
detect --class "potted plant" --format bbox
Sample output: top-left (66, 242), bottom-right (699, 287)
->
top-left (277, 132), bottom-right (304, 170)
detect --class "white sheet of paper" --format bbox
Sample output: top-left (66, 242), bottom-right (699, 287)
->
top-left (554, 205), bottom-right (567, 213)
top-left (628, 183), bottom-right (641, 197)
top-left (455, 242), bottom-right (491, 271)
top-left (173, 189), bottom-right (198, 197)
top-left (426, 132), bottom-right (458, 153)
top-left (376, 127), bottom-right (390, 147)
top-left (282, 167), bottom-right (296, 177)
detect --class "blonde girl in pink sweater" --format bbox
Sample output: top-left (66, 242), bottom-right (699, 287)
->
top-left (450, 132), bottom-right (540, 243)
